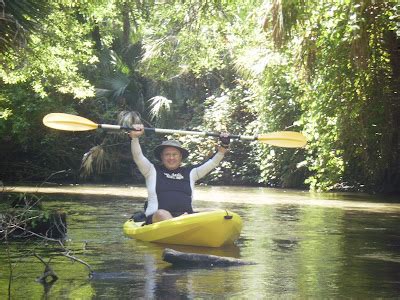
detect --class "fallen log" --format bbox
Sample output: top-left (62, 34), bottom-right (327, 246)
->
top-left (162, 248), bottom-right (255, 267)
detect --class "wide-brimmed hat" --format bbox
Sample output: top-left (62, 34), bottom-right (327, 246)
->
top-left (154, 140), bottom-right (189, 160)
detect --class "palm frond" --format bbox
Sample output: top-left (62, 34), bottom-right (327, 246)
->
top-left (95, 88), bottom-right (113, 99)
top-left (0, 0), bottom-right (52, 53)
top-left (110, 50), bottom-right (131, 75)
top-left (80, 146), bottom-right (107, 178)
top-left (109, 74), bottom-right (130, 99)
top-left (96, 73), bottom-right (130, 102)
top-left (141, 36), bottom-right (178, 62)
top-left (118, 111), bottom-right (142, 127)
top-left (148, 96), bottom-right (172, 121)
top-left (235, 48), bottom-right (283, 79)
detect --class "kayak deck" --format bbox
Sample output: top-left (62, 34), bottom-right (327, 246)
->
top-left (123, 210), bottom-right (242, 247)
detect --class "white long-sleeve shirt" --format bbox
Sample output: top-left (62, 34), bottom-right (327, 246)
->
top-left (131, 138), bottom-right (224, 217)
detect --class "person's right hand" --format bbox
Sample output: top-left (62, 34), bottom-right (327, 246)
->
top-left (128, 124), bottom-right (144, 139)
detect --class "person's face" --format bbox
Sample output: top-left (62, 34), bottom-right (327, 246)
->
top-left (161, 147), bottom-right (183, 170)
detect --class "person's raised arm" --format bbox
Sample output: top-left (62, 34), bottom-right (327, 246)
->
top-left (192, 133), bottom-right (230, 181)
top-left (128, 125), bottom-right (153, 176)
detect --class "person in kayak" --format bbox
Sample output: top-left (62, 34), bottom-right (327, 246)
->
top-left (129, 125), bottom-right (230, 224)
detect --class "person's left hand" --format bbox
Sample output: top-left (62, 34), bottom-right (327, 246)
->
top-left (218, 132), bottom-right (230, 154)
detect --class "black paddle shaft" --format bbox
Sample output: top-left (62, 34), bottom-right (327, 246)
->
top-left (117, 125), bottom-right (253, 141)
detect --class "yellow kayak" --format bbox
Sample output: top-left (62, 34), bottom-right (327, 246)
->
top-left (123, 210), bottom-right (242, 248)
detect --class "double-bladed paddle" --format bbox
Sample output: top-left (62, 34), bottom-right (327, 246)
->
top-left (43, 113), bottom-right (307, 148)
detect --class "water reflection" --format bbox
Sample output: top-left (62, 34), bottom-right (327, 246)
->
top-left (1, 186), bottom-right (400, 298)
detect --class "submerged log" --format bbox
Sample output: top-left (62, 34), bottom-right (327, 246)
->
top-left (162, 248), bottom-right (255, 267)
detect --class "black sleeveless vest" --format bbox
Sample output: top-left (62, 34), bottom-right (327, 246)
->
top-left (155, 165), bottom-right (194, 215)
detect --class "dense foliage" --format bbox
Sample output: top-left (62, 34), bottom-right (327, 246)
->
top-left (1, 0), bottom-right (399, 194)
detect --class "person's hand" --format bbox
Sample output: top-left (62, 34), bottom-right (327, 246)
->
top-left (128, 124), bottom-right (144, 139)
top-left (218, 132), bottom-right (230, 154)
top-left (219, 132), bottom-right (230, 147)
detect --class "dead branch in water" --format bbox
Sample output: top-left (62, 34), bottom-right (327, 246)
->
top-left (2, 191), bottom-right (93, 292)
top-left (34, 253), bottom-right (58, 283)
top-left (62, 250), bottom-right (94, 278)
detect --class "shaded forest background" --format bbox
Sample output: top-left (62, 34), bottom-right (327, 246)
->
top-left (1, 0), bottom-right (399, 194)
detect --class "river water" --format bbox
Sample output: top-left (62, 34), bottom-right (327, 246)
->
top-left (1, 185), bottom-right (400, 298)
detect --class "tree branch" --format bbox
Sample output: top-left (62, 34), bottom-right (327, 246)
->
top-left (34, 253), bottom-right (58, 283)
top-left (62, 250), bottom-right (94, 277)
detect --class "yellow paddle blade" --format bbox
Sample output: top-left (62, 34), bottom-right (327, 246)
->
top-left (43, 113), bottom-right (98, 131)
top-left (258, 131), bottom-right (307, 148)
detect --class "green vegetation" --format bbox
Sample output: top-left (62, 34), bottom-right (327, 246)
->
top-left (1, 0), bottom-right (399, 194)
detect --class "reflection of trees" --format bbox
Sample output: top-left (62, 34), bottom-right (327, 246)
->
top-left (295, 207), bottom-right (345, 296)
top-left (336, 210), bottom-right (400, 297)
top-left (150, 264), bottom-right (247, 298)
top-left (237, 204), bottom-right (345, 297)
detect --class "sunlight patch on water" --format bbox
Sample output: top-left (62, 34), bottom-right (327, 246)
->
top-left (357, 253), bottom-right (400, 264)
top-left (7, 184), bottom-right (400, 213)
